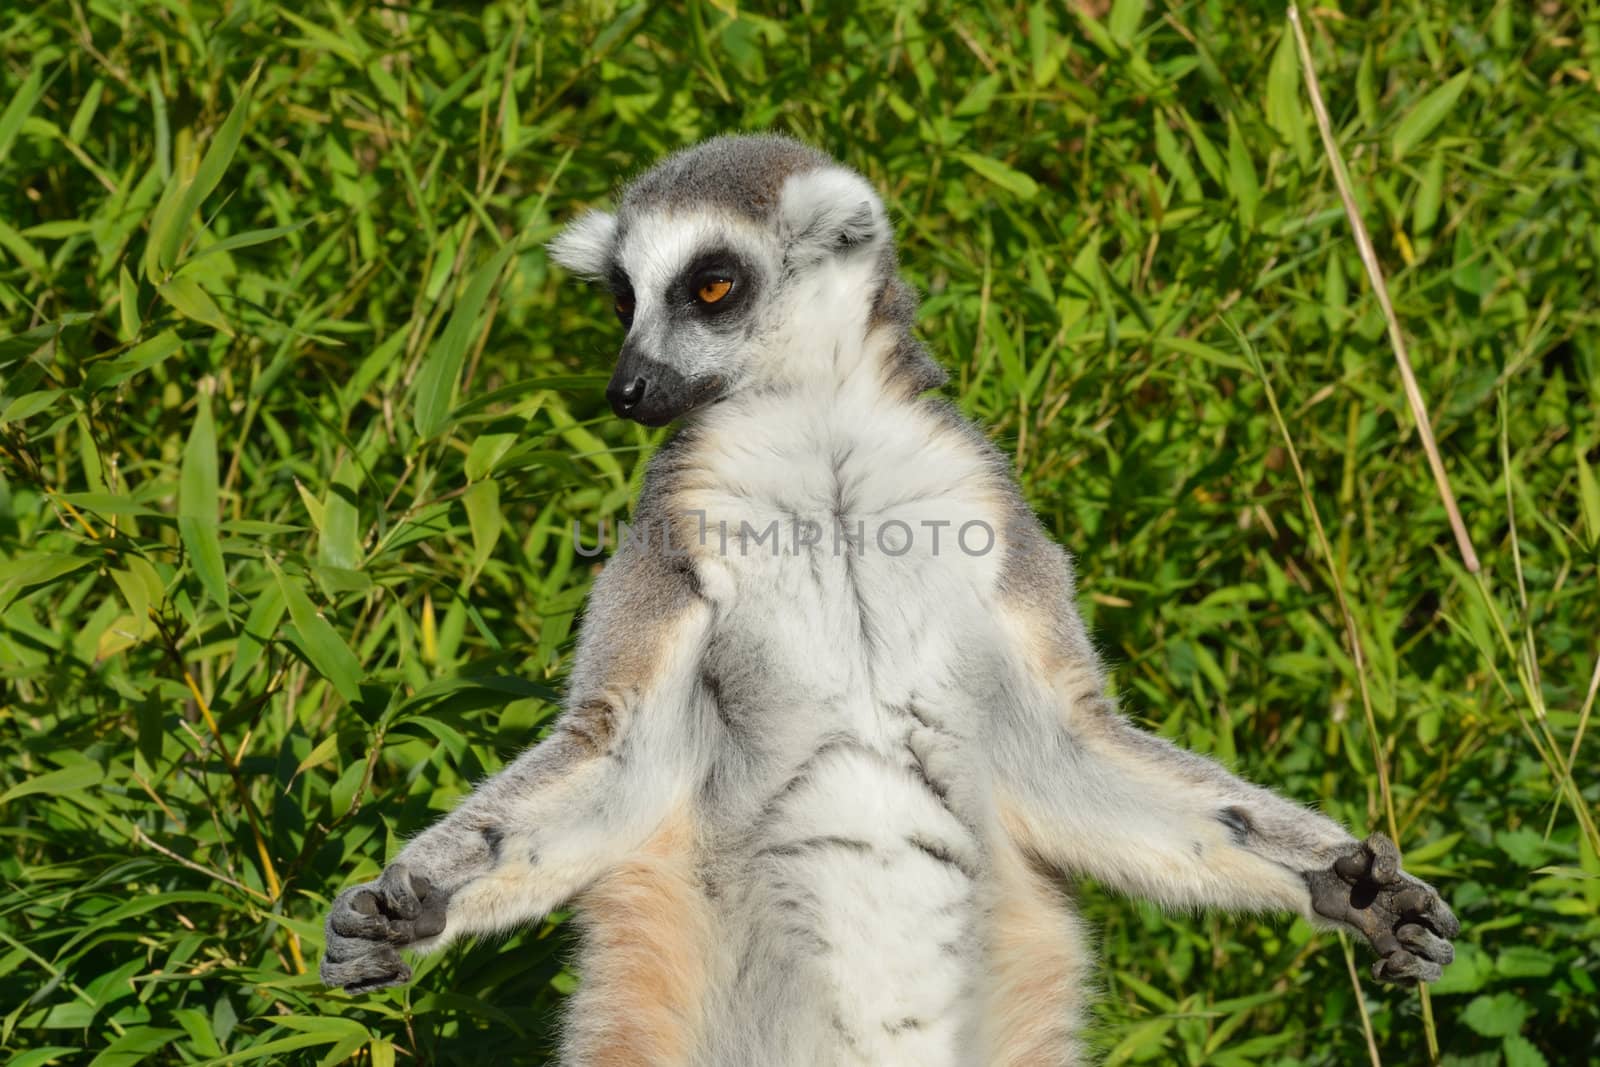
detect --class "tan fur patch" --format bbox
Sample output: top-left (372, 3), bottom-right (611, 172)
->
top-left (566, 810), bottom-right (712, 1066)
top-left (984, 810), bottom-right (1090, 1067)
top-left (563, 697), bottom-right (621, 756)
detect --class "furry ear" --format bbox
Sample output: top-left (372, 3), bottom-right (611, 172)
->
top-left (779, 168), bottom-right (888, 262)
top-left (547, 209), bottom-right (618, 278)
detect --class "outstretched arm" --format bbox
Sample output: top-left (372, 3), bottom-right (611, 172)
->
top-left (988, 510), bottom-right (1457, 982)
top-left (321, 521), bottom-right (714, 993)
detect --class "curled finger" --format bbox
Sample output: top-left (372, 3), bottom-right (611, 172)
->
top-left (1396, 922), bottom-right (1454, 966)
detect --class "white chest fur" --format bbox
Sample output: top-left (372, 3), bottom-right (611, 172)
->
top-left (677, 373), bottom-right (1006, 704)
top-left (660, 363), bottom-right (1009, 1064)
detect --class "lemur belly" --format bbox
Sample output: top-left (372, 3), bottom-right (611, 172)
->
top-left (675, 398), bottom-right (1010, 1063)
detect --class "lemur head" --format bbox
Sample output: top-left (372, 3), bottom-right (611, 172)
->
top-left (549, 134), bottom-right (939, 426)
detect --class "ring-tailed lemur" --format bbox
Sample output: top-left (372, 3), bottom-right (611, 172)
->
top-left (322, 135), bottom-right (1459, 1065)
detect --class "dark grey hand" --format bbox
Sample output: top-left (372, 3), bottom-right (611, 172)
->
top-left (320, 864), bottom-right (450, 994)
top-left (1306, 832), bottom-right (1460, 984)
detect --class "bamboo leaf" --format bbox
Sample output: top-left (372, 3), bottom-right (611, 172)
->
top-left (159, 276), bottom-right (234, 336)
top-left (0, 59), bottom-right (45, 165)
top-left (463, 479), bottom-right (502, 579)
top-left (954, 152), bottom-right (1039, 200)
top-left (270, 561), bottom-right (363, 703)
top-left (1577, 444), bottom-right (1600, 548)
top-left (413, 240), bottom-right (516, 440)
top-left (293, 734), bottom-right (341, 778)
top-left (86, 329), bottom-right (184, 391)
top-left (228, 580), bottom-right (286, 690)
top-left (318, 458), bottom-right (362, 570)
top-left (158, 79), bottom-right (257, 272)
top-left (1392, 70), bottom-right (1471, 159)
top-left (118, 264), bottom-right (141, 338)
top-left (178, 392), bottom-right (229, 613)
top-left (0, 761), bottom-right (103, 806)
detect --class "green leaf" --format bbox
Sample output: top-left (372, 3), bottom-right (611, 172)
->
top-left (1460, 992), bottom-right (1530, 1038)
top-left (0, 313), bottom-right (92, 370)
top-left (1226, 115), bottom-right (1259, 229)
top-left (10, 1050), bottom-right (84, 1067)
top-left (1104, 1018), bottom-right (1173, 1066)
top-left (1413, 151), bottom-right (1445, 235)
top-left (1265, 29), bottom-right (1310, 167)
top-left (293, 733), bottom-right (341, 778)
top-left (1392, 70), bottom-right (1471, 159)
top-left (1107, 0), bottom-right (1143, 48)
top-left (157, 79), bottom-right (256, 272)
top-left (1397, 831), bottom-right (1460, 865)
top-left (318, 457), bottom-right (362, 570)
top-left (588, 3), bottom-right (650, 60)
top-left (109, 564), bottom-right (154, 625)
top-left (178, 392), bottom-right (229, 613)
top-left (0, 389), bottom-right (64, 426)
top-left (1496, 946), bottom-right (1556, 978)
top-left (86, 329), bottom-right (184, 391)
top-left (118, 264), bottom-right (141, 338)
top-left (1504, 1034), bottom-right (1550, 1067)
top-left (956, 73), bottom-right (1003, 117)
top-left (159, 276), bottom-right (233, 336)
top-left (0, 759), bottom-right (103, 805)
top-left (178, 220), bottom-right (311, 271)
top-left (0, 552), bottom-right (93, 612)
top-left (1576, 443), bottom-right (1600, 548)
top-left (228, 580), bottom-right (286, 690)
top-left (413, 240), bottom-right (516, 439)
top-left (955, 152), bottom-right (1039, 200)
top-left (1495, 827), bottom-right (1549, 867)
top-left (464, 432), bottom-right (517, 482)
top-left (463, 479), bottom-right (502, 579)
top-left (0, 59), bottom-right (44, 165)
top-left (1430, 940), bottom-right (1494, 995)
top-left (270, 561), bottom-right (363, 703)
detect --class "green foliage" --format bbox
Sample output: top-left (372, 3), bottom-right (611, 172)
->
top-left (2, 1), bottom-right (1598, 1064)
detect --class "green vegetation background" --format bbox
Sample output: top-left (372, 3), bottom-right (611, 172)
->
top-left (2, 1), bottom-right (1597, 1064)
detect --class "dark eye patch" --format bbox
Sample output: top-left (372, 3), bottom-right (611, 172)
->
top-left (671, 248), bottom-right (756, 321)
top-left (608, 269), bottom-right (635, 328)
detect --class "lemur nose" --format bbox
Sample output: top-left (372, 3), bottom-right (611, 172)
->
top-left (617, 377), bottom-right (647, 410)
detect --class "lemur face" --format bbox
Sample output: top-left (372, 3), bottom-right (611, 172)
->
top-left (549, 135), bottom-right (894, 426)
top-left (600, 212), bottom-right (776, 426)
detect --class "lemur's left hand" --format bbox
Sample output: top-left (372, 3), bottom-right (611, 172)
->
top-left (321, 863), bottom-right (449, 993)
top-left (1306, 832), bottom-right (1460, 984)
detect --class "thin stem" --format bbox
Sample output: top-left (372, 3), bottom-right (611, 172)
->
top-left (1287, 3), bottom-right (1479, 574)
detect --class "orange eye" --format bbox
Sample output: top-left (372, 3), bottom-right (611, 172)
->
top-left (614, 295), bottom-right (634, 323)
top-left (697, 278), bottom-right (732, 304)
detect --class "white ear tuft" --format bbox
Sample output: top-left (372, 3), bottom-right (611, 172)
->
top-left (779, 168), bottom-right (888, 259)
top-left (547, 209), bottom-right (618, 278)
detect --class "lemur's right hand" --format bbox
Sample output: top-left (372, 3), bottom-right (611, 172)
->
top-left (321, 863), bottom-right (449, 993)
top-left (1306, 832), bottom-right (1459, 984)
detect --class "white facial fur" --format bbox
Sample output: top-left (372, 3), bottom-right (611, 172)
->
top-left (546, 208), bottom-right (617, 279)
top-left (613, 210), bottom-right (776, 387)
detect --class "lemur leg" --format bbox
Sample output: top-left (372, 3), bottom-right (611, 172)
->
top-left (322, 529), bottom-right (713, 994)
top-left (990, 510), bottom-right (1458, 984)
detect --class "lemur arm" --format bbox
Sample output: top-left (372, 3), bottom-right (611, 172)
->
top-left (321, 508), bottom-right (712, 993)
top-left (988, 508), bottom-right (1458, 983)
